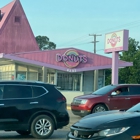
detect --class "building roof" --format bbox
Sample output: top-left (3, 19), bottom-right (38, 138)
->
top-left (0, 0), bottom-right (39, 54)
top-left (0, 48), bottom-right (133, 72)
top-left (0, 1), bottom-right (133, 72)
top-left (0, 0), bottom-right (15, 30)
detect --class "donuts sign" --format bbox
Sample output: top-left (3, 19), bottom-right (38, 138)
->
top-left (56, 49), bottom-right (87, 68)
top-left (105, 30), bottom-right (129, 53)
top-left (107, 33), bottom-right (121, 47)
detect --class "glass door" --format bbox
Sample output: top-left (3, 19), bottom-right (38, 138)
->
top-left (47, 73), bottom-right (54, 84)
top-left (57, 73), bottom-right (80, 91)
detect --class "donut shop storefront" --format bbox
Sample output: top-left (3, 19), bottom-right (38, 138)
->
top-left (0, 47), bottom-right (132, 95)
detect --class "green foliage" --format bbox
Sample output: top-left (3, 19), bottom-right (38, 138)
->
top-left (35, 35), bottom-right (56, 50)
top-left (105, 37), bottom-right (140, 84)
top-left (48, 42), bottom-right (56, 50)
top-left (105, 69), bottom-right (111, 85)
top-left (119, 37), bottom-right (140, 84)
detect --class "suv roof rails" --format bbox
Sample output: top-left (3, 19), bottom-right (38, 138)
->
top-left (0, 80), bottom-right (45, 83)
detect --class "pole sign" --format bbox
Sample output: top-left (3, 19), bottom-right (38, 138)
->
top-left (105, 30), bottom-right (129, 53)
top-left (56, 49), bottom-right (87, 68)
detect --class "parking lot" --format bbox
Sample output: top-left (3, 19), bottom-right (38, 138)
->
top-left (0, 110), bottom-right (80, 140)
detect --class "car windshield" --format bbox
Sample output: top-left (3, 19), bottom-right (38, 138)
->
top-left (92, 85), bottom-right (117, 95)
top-left (127, 103), bottom-right (140, 112)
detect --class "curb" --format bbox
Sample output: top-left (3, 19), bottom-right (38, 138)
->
top-left (67, 105), bottom-right (71, 110)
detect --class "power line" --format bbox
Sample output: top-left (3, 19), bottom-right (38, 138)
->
top-left (65, 42), bottom-right (91, 46)
top-left (58, 20), bottom-right (140, 49)
top-left (58, 34), bottom-right (89, 47)
top-left (96, 49), bottom-right (104, 52)
top-left (94, 20), bottom-right (140, 34)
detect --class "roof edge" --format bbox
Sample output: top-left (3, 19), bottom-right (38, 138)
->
top-left (2, 53), bottom-right (133, 72)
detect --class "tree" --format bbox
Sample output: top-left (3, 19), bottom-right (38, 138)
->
top-left (35, 35), bottom-right (56, 50)
top-left (47, 41), bottom-right (56, 50)
top-left (105, 37), bottom-right (140, 84)
top-left (119, 37), bottom-right (140, 83)
top-left (105, 69), bottom-right (111, 85)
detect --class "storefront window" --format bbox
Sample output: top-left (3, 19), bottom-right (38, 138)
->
top-left (28, 72), bottom-right (37, 81)
top-left (16, 72), bottom-right (26, 80)
top-left (57, 73), bottom-right (80, 91)
top-left (98, 76), bottom-right (104, 89)
top-left (0, 71), bottom-right (15, 80)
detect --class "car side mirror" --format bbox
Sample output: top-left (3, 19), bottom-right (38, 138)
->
top-left (111, 92), bottom-right (117, 96)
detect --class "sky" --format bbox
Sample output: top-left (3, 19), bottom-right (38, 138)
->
top-left (1, 0), bottom-right (140, 57)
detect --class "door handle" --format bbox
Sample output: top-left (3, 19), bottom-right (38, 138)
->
top-left (30, 102), bottom-right (38, 104)
top-left (125, 98), bottom-right (130, 100)
top-left (0, 104), bottom-right (4, 106)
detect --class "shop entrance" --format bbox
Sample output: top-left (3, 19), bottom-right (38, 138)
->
top-left (47, 73), bottom-right (54, 84)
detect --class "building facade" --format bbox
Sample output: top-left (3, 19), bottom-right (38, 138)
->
top-left (0, 0), bottom-right (133, 103)
top-left (0, 62), bottom-right (104, 92)
top-left (0, 48), bottom-right (132, 94)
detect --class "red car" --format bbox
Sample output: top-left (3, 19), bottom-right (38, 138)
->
top-left (71, 84), bottom-right (140, 117)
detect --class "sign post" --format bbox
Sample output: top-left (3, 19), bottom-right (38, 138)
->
top-left (105, 30), bottom-right (129, 84)
top-left (112, 52), bottom-right (119, 84)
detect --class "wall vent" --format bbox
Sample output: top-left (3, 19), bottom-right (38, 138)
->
top-left (15, 16), bottom-right (20, 23)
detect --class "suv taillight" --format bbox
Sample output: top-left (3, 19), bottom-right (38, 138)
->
top-left (57, 96), bottom-right (66, 102)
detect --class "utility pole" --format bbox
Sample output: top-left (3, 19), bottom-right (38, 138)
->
top-left (89, 34), bottom-right (102, 91)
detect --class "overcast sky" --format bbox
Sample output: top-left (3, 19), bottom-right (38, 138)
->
top-left (1, 0), bottom-right (140, 57)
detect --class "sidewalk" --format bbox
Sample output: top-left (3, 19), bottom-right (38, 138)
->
top-left (67, 104), bottom-right (71, 110)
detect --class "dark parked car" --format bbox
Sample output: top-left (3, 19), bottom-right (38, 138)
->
top-left (71, 84), bottom-right (140, 117)
top-left (0, 80), bottom-right (69, 139)
top-left (67, 103), bottom-right (140, 140)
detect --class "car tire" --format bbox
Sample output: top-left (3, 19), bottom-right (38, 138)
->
top-left (31, 115), bottom-right (54, 139)
top-left (92, 104), bottom-right (108, 113)
top-left (16, 130), bottom-right (30, 135)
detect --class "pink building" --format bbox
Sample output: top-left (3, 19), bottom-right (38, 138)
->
top-left (0, 0), bottom-right (133, 96)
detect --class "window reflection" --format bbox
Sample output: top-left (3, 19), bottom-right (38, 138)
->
top-left (57, 73), bottom-right (80, 91)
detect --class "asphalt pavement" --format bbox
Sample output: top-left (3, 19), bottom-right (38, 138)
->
top-left (0, 110), bottom-right (80, 140)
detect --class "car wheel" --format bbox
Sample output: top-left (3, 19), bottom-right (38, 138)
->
top-left (92, 104), bottom-right (108, 113)
top-left (16, 130), bottom-right (30, 135)
top-left (31, 115), bottom-right (54, 139)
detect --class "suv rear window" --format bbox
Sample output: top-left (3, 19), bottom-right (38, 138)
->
top-left (32, 86), bottom-right (47, 97)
